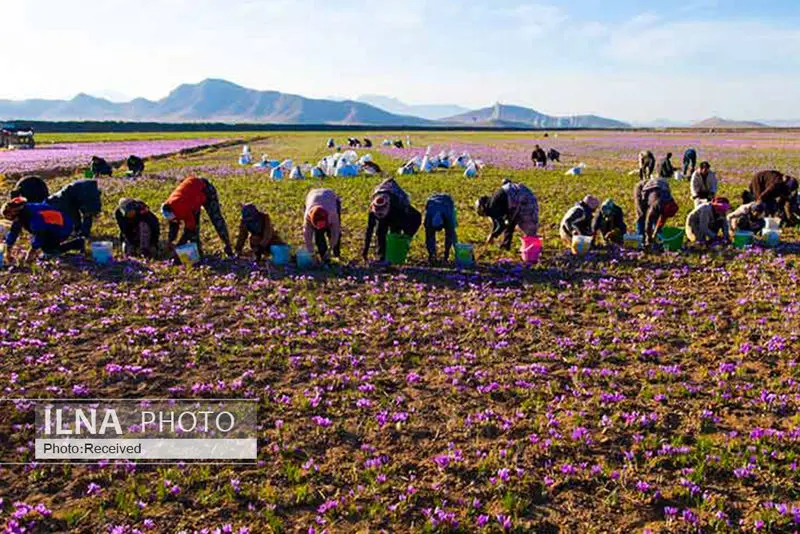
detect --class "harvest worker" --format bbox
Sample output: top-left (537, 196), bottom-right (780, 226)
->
top-left (728, 202), bottom-right (766, 233)
top-left (638, 151), bottom-right (656, 180)
top-left (547, 148), bottom-right (561, 163)
top-left (9, 175), bottom-right (49, 203)
top-left (46, 179), bottom-right (102, 239)
top-left (531, 145), bottom-right (547, 168)
top-left (424, 193), bottom-right (457, 264)
top-left (683, 148), bottom-right (698, 177)
top-left (657, 152), bottom-right (676, 179)
top-left (592, 199), bottom-right (627, 246)
top-left (559, 196), bottom-right (600, 244)
top-left (114, 198), bottom-right (160, 258)
top-left (476, 179), bottom-right (539, 250)
top-left (90, 156), bottom-right (113, 177)
top-left (2, 198), bottom-right (84, 264)
top-left (746, 170), bottom-right (799, 223)
top-left (161, 175), bottom-right (234, 258)
top-left (126, 155), bottom-right (145, 177)
top-left (635, 176), bottom-right (679, 247)
top-left (304, 188), bottom-right (341, 261)
top-left (690, 162), bottom-right (718, 207)
top-left (685, 197), bottom-right (730, 245)
top-left (363, 178), bottom-right (421, 262)
top-left (235, 203), bottom-right (285, 261)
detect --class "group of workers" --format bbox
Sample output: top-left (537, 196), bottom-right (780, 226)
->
top-left (2, 145), bottom-right (798, 265)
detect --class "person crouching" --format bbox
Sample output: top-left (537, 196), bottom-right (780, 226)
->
top-left (685, 197), bottom-right (730, 245)
top-left (235, 204), bottom-right (285, 261)
top-left (304, 188), bottom-right (341, 261)
top-left (115, 198), bottom-right (160, 258)
top-left (2, 198), bottom-right (84, 264)
top-left (560, 196), bottom-right (600, 245)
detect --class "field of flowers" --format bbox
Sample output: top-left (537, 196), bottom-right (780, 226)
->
top-left (0, 138), bottom-right (229, 177)
top-left (2, 130), bottom-right (800, 533)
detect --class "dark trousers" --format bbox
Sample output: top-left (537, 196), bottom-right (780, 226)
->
top-left (377, 207), bottom-right (422, 260)
top-left (315, 199), bottom-right (342, 259)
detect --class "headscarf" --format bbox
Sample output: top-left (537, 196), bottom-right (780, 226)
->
top-left (711, 197), bottom-right (731, 215)
top-left (370, 193), bottom-right (391, 219)
top-left (600, 199), bottom-right (616, 217)
top-left (2, 197), bottom-right (26, 220)
top-left (241, 203), bottom-right (263, 234)
top-left (308, 206), bottom-right (329, 230)
top-left (475, 196), bottom-right (490, 217)
top-left (582, 195), bottom-right (600, 212)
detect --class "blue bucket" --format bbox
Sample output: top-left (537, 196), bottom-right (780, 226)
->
top-left (270, 244), bottom-right (290, 266)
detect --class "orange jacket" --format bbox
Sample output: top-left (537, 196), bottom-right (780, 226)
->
top-left (165, 177), bottom-right (207, 230)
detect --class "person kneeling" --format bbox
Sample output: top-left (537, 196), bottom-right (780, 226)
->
top-left (592, 199), bottom-right (627, 246)
top-left (235, 204), bottom-right (285, 261)
top-left (304, 189), bottom-right (341, 262)
top-left (115, 198), bottom-right (160, 258)
top-left (2, 198), bottom-right (84, 264)
top-left (560, 196), bottom-right (600, 245)
top-left (685, 198), bottom-right (731, 246)
top-left (728, 202), bottom-right (766, 234)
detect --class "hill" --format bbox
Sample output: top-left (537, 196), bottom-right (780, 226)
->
top-left (442, 103), bottom-right (629, 129)
top-left (357, 95), bottom-right (469, 121)
top-left (691, 116), bottom-right (767, 129)
top-left (0, 79), bottom-right (434, 126)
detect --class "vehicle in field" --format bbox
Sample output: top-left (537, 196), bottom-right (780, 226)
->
top-left (1, 122), bottom-right (35, 149)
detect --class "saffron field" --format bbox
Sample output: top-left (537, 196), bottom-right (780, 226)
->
top-left (2, 130), bottom-right (800, 533)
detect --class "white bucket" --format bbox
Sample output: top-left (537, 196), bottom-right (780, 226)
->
top-left (764, 217), bottom-right (781, 231)
top-left (571, 235), bottom-right (592, 256)
top-left (91, 241), bottom-right (114, 264)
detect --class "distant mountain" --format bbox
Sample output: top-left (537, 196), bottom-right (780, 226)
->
top-left (0, 79), bottom-right (434, 126)
top-left (443, 103), bottom-right (629, 129)
top-left (760, 119), bottom-right (800, 127)
top-left (691, 117), bottom-right (767, 129)
top-left (357, 95), bottom-right (470, 121)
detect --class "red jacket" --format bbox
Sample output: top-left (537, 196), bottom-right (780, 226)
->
top-left (165, 177), bottom-right (207, 230)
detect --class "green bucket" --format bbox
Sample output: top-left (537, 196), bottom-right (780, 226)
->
top-left (454, 243), bottom-right (475, 266)
top-left (733, 231), bottom-right (754, 249)
top-left (386, 232), bottom-right (412, 265)
top-left (658, 227), bottom-right (685, 251)
top-left (83, 169), bottom-right (94, 178)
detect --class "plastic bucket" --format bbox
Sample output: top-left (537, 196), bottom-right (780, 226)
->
top-left (454, 243), bottom-right (475, 267)
top-left (83, 169), bottom-right (94, 178)
top-left (623, 233), bottom-right (643, 250)
top-left (764, 218), bottom-right (781, 231)
top-left (296, 248), bottom-right (314, 269)
top-left (520, 236), bottom-right (543, 263)
top-left (761, 229), bottom-right (780, 248)
top-left (175, 242), bottom-right (200, 266)
top-left (386, 232), bottom-right (412, 265)
top-left (270, 244), bottom-right (290, 266)
top-left (658, 227), bottom-right (685, 251)
top-left (733, 231), bottom-right (754, 249)
top-left (571, 235), bottom-right (592, 256)
top-left (90, 241), bottom-right (114, 264)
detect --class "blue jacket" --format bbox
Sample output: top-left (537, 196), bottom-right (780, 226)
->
top-left (6, 203), bottom-right (74, 249)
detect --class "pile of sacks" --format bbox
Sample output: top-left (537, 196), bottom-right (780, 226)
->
top-left (397, 147), bottom-right (484, 178)
top-left (317, 150), bottom-right (381, 178)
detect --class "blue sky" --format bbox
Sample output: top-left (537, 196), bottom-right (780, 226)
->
top-left (3, 0), bottom-right (800, 121)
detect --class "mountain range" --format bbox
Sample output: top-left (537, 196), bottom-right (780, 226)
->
top-left (356, 95), bottom-right (469, 121)
top-left (0, 79), bottom-right (629, 129)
